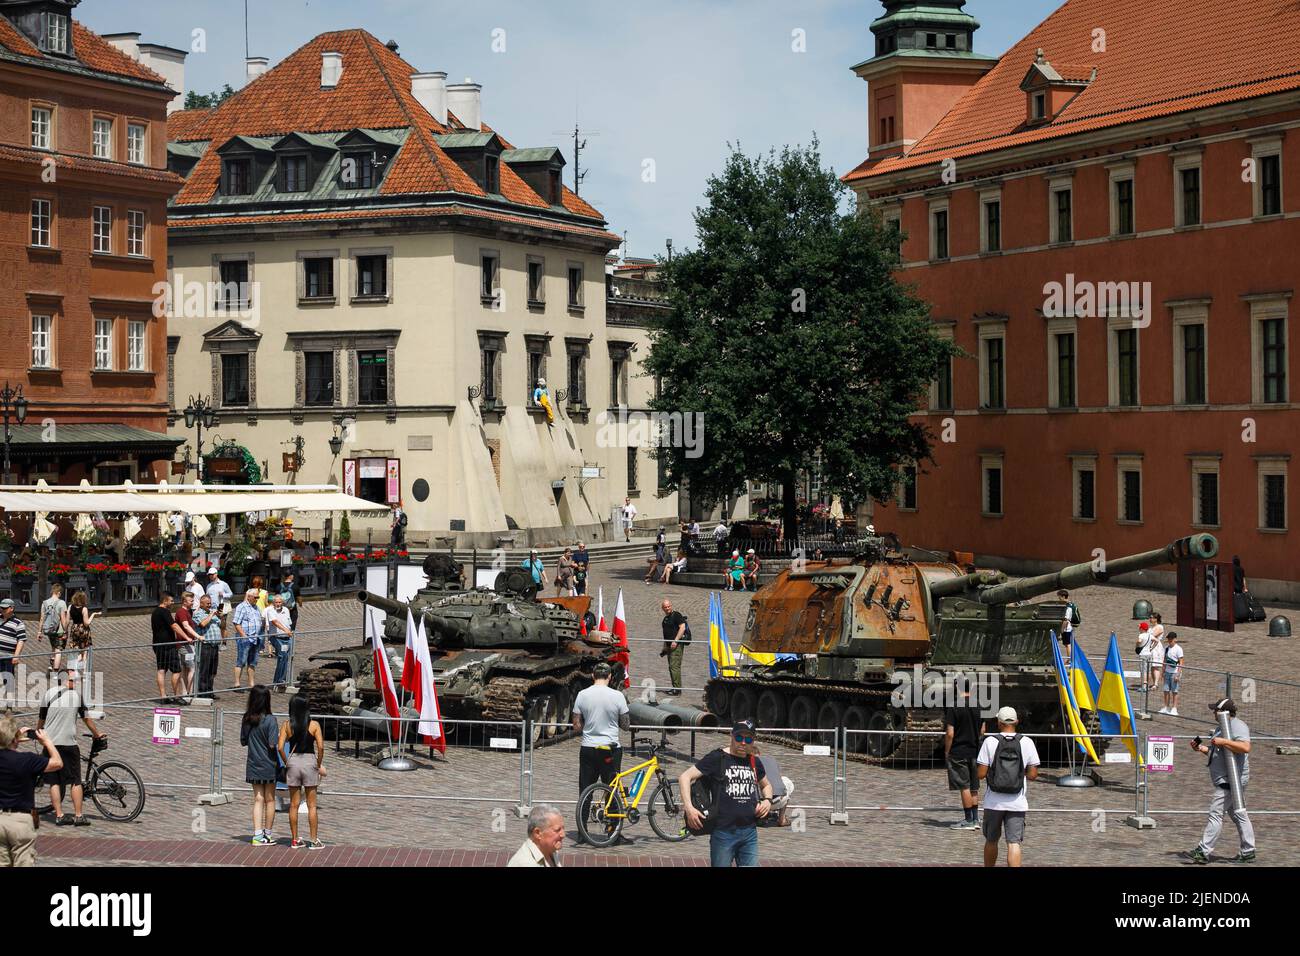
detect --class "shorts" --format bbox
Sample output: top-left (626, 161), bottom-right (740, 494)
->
top-left (181, 645), bottom-right (196, 668)
top-left (44, 744), bottom-right (81, 788)
top-left (44, 633), bottom-right (66, 651)
top-left (1163, 670), bottom-right (1181, 693)
top-left (1059, 631), bottom-right (1072, 647)
top-left (236, 640), bottom-right (261, 668)
top-left (982, 809), bottom-right (1026, 844)
top-left (153, 644), bottom-right (182, 673)
top-left (946, 755), bottom-right (980, 793)
top-left (285, 752), bottom-right (320, 788)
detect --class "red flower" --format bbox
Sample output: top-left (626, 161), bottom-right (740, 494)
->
top-left (11, 564), bottom-right (35, 576)
top-left (110, 563), bottom-right (132, 574)
top-left (84, 563), bottom-right (110, 573)
top-left (50, 563), bottom-right (75, 576)
top-left (144, 562), bottom-right (166, 573)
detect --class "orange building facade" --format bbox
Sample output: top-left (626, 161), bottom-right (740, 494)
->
top-left (0, 0), bottom-right (181, 485)
top-left (848, 0), bottom-right (1299, 599)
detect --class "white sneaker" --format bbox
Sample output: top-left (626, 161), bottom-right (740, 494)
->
top-left (1169, 708), bottom-right (1179, 716)
top-left (1158, 707), bottom-right (1170, 714)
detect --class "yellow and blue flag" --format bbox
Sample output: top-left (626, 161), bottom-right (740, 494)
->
top-left (708, 592), bottom-right (737, 679)
top-left (1052, 631), bottom-right (1101, 764)
top-left (1071, 637), bottom-right (1101, 714)
top-left (1097, 632), bottom-right (1143, 765)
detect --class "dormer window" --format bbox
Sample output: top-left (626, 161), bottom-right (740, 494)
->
top-left (1021, 50), bottom-right (1096, 127)
top-left (485, 154), bottom-right (500, 194)
top-left (1032, 93), bottom-right (1046, 120)
top-left (45, 13), bottom-right (68, 54)
top-left (282, 156), bottom-right (308, 192)
top-left (549, 170), bottom-right (561, 205)
top-left (926, 33), bottom-right (938, 48)
top-left (226, 159), bottom-right (251, 195)
top-left (342, 152), bottom-right (375, 189)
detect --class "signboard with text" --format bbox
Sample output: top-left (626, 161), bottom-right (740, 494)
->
top-left (1146, 735), bottom-right (1174, 772)
top-left (152, 708), bottom-right (181, 746)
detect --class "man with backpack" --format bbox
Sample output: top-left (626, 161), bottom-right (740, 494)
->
top-left (976, 706), bottom-right (1040, 867)
top-left (679, 718), bottom-right (774, 867)
top-left (1058, 589), bottom-right (1080, 666)
top-left (390, 501), bottom-right (407, 547)
top-left (659, 600), bottom-right (690, 696)
top-left (39, 584), bottom-right (69, 672)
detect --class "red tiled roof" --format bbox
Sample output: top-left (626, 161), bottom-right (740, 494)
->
top-left (0, 143), bottom-right (184, 185)
top-left (168, 28), bottom-right (605, 224)
top-left (848, 0), bottom-right (1300, 182)
top-left (0, 18), bottom-right (167, 85)
top-left (168, 203), bottom-right (620, 242)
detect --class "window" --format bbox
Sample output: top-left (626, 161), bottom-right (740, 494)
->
top-left (1179, 166), bottom-right (1202, 227)
top-left (481, 253), bottom-right (500, 301)
top-left (341, 153), bottom-right (374, 189)
top-left (926, 33), bottom-right (938, 48)
top-left (225, 159), bottom-right (251, 195)
top-left (982, 458), bottom-right (1003, 516)
top-left (933, 209), bottom-right (949, 260)
top-left (567, 265), bottom-right (584, 308)
top-left (1115, 328), bottom-right (1139, 406)
top-left (305, 352), bottom-right (334, 406)
top-left (945, 34), bottom-right (957, 49)
top-left (627, 447), bottom-right (639, 492)
top-left (46, 13), bottom-right (68, 53)
top-left (92, 206), bottom-right (112, 253)
top-left (1181, 323), bottom-right (1206, 404)
top-left (93, 118), bottom-right (113, 159)
top-left (1072, 459), bottom-right (1096, 521)
top-left (983, 199), bottom-right (1001, 253)
top-left (282, 156), bottom-right (308, 192)
top-left (127, 210), bottom-right (146, 257)
top-left (898, 465), bottom-right (918, 511)
top-left (358, 350), bottom-right (388, 405)
top-left (94, 318), bottom-right (113, 370)
top-left (1262, 318), bottom-right (1287, 403)
top-left (883, 212), bottom-right (903, 257)
top-left (1032, 93), bottom-right (1046, 120)
top-left (221, 353), bottom-right (249, 406)
top-left (127, 123), bottom-right (146, 165)
top-left (527, 349), bottom-right (545, 404)
top-left (485, 155), bottom-right (500, 194)
top-left (1259, 462), bottom-right (1287, 531)
top-left (527, 258), bottom-right (545, 305)
top-left (218, 259), bottom-right (250, 309)
top-left (1193, 464), bottom-right (1220, 527)
top-left (1114, 178), bottom-right (1135, 236)
top-left (355, 255), bottom-right (388, 298)
top-left (127, 320), bottom-right (146, 371)
top-left (31, 315), bottom-right (52, 369)
top-left (932, 350), bottom-right (953, 410)
top-left (481, 348), bottom-right (499, 403)
top-left (1118, 461), bottom-right (1143, 523)
top-left (1054, 332), bottom-right (1076, 407)
top-left (303, 257), bottom-right (333, 298)
top-left (567, 350), bottom-right (586, 405)
top-left (1261, 155), bottom-right (1282, 217)
top-left (1249, 298), bottom-right (1289, 404)
top-left (31, 107), bottom-right (52, 150)
top-left (30, 198), bottom-right (51, 247)
top-left (1052, 186), bottom-right (1073, 243)
top-left (980, 332), bottom-right (1005, 409)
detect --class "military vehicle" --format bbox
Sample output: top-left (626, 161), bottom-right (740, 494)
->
top-left (296, 554), bottom-right (624, 744)
top-left (704, 534), bottom-right (1217, 762)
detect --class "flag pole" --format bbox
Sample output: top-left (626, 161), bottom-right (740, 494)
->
top-left (1058, 638), bottom-right (1095, 788)
top-left (376, 610), bottom-right (415, 772)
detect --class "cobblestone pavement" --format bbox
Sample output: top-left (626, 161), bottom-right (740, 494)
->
top-left (14, 558), bottom-right (1299, 866)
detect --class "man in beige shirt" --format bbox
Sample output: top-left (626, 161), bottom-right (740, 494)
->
top-left (507, 804), bottom-right (565, 867)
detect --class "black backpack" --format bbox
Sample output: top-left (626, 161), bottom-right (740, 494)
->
top-left (988, 734), bottom-right (1026, 794)
top-left (679, 618), bottom-right (692, 645)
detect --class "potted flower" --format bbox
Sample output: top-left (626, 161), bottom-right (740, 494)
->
top-left (109, 562), bottom-right (132, 580)
top-left (10, 563), bottom-right (35, 579)
top-left (50, 562), bottom-right (75, 581)
top-left (338, 513), bottom-right (351, 550)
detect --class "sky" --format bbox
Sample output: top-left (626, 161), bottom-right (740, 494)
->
top-left (81, 0), bottom-right (1063, 259)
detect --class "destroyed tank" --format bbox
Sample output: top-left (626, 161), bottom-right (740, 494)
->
top-left (705, 534), bottom-right (1217, 762)
top-left (297, 554), bottom-right (623, 743)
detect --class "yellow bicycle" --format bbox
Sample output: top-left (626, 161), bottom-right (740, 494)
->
top-left (576, 735), bottom-right (690, 846)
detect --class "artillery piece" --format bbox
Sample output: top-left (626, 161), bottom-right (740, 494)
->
top-left (705, 534), bottom-right (1217, 762)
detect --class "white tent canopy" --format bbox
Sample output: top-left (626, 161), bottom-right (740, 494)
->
top-left (0, 482), bottom-right (389, 516)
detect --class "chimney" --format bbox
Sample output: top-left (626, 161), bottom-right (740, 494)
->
top-left (411, 71), bottom-right (448, 125)
top-left (105, 34), bottom-right (188, 115)
top-left (321, 51), bottom-right (343, 89)
top-left (446, 78), bottom-right (482, 131)
top-left (246, 56), bottom-right (269, 85)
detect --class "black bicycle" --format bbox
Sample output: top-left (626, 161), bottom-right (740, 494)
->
top-left (36, 734), bottom-right (146, 823)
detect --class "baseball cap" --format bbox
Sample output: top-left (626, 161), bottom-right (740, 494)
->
top-left (746, 548), bottom-right (755, 554)
top-left (996, 706), bottom-right (1019, 724)
top-left (184, 570), bottom-right (195, 582)
top-left (1139, 622), bottom-right (1149, 631)
top-left (732, 718), bottom-right (756, 737)
top-left (207, 566), bottom-right (219, 575)
top-left (0, 599), bottom-right (13, 609)
top-left (1210, 697), bottom-right (1237, 715)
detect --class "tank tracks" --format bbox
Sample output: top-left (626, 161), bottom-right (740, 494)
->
top-left (706, 678), bottom-right (945, 766)
top-left (479, 672), bottom-right (594, 747)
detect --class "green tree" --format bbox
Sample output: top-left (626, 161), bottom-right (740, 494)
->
top-left (183, 84), bottom-right (236, 110)
top-left (645, 141), bottom-right (958, 544)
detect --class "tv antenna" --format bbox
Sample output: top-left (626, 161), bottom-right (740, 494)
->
top-left (551, 123), bottom-right (600, 196)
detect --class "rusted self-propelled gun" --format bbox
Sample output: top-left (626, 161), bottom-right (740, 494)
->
top-left (705, 534), bottom-right (1217, 763)
top-left (297, 554), bottom-right (623, 744)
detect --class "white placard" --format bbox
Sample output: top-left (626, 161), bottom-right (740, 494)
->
top-left (489, 737), bottom-right (519, 750)
top-left (152, 708), bottom-right (181, 745)
top-left (1104, 751), bottom-right (1132, 764)
top-left (802, 744), bottom-right (831, 756)
top-left (185, 727), bottom-right (211, 739)
top-left (1146, 735), bottom-right (1175, 772)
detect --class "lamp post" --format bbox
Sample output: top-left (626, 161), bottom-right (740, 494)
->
top-left (0, 382), bottom-right (29, 484)
top-left (183, 395), bottom-right (218, 480)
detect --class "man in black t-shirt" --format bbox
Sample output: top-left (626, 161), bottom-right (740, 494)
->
top-left (944, 677), bottom-right (987, 830)
top-left (150, 595), bottom-right (184, 704)
top-left (679, 718), bottom-right (773, 867)
top-left (660, 600), bottom-right (689, 696)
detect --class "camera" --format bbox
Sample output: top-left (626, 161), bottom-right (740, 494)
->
top-left (1191, 736), bottom-right (1203, 749)
top-left (24, 729), bottom-right (38, 741)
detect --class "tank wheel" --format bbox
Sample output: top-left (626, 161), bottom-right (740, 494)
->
top-left (554, 685), bottom-right (574, 726)
top-left (756, 689), bottom-right (787, 729)
top-left (864, 709), bottom-right (902, 759)
top-left (704, 682), bottom-right (731, 720)
top-left (816, 700), bottom-right (845, 741)
top-left (842, 705), bottom-right (870, 753)
top-left (542, 691), bottom-right (564, 738)
top-left (730, 686), bottom-right (758, 724)
top-left (526, 695), bottom-right (554, 744)
top-left (788, 695), bottom-right (818, 742)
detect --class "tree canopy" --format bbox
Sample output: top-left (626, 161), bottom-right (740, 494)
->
top-left (644, 141), bottom-right (957, 541)
top-left (183, 84), bottom-right (236, 110)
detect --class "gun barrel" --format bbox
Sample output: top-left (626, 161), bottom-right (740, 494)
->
top-left (357, 590), bottom-right (406, 618)
top-left (929, 570), bottom-right (1008, 599)
top-left (976, 534), bottom-right (1218, 605)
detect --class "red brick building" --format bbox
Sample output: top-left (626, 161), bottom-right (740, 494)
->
top-left (0, 0), bottom-right (182, 485)
top-left (847, 0), bottom-right (1299, 599)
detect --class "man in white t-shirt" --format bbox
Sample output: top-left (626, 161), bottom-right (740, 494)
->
top-left (976, 706), bottom-right (1040, 868)
top-left (621, 498), bottom-right (638, 542)
top-left (1161, 632), bottom-right (1185, 716)
top-left (1135, 622), bottom-right (1157, 690)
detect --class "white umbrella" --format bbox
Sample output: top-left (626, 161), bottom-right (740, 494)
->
top-left (33, 512), bottom-right (56, 544)
top-left (192, 514), bottom-right (212, 538)
top-left (124, 516), bottom-right (143, 540)
top-left (74, 513), bottom-right (95, 540)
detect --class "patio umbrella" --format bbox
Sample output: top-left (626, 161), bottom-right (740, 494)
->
top-left (32, 512), bottom-right (56, 544)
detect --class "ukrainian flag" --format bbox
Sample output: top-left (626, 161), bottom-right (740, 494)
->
top-left (1071, 637), bottom-right (1100, 714)
top-left (1053, 631), bottom-right (1101, 764)
top-left (1096, 633), bottom-right (1143, 765)
top-left (708, 592), bottom-right (737, 679)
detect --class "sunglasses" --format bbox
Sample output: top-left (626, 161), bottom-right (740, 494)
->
top-left (734, 735), bottom-right (754, 744)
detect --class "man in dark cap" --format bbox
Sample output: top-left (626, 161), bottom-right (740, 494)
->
top-left (679, 717), bottom-right (774, 867)
top-left (1188, 698), bottom-right (1255, 864)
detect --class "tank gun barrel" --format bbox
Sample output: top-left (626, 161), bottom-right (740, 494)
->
top-left (975, 534), bottom-right (1217, 605)
top-left (357, 590), bottom-right (406, 618)
top-left (928, 570), bottom-right (1007, 599)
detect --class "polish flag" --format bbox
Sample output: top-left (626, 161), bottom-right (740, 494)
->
top-left (368, 613), bottom-right (403, 741)
top-left (611, 589), bottom-right (630, 689)
top-left (596, 586), bottom-right (606, 632)
top-left (405, 615), bottom-right (445, 753)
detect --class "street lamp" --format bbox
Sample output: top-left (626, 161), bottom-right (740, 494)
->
top-left (183, 395), bottom-right (218, 480)
top-left (1, 382), bottom-right (29, 484)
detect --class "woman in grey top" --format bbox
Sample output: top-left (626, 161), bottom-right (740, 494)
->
top-left (240, 686), bottom-right (279, 846)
